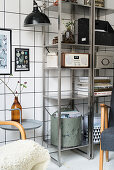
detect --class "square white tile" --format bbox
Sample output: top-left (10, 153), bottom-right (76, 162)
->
top-left (49, 18), bottom-right (58, 33)
top-left (5, 13), bottom-right (19, 29)
top-left (105, 0), bottom-right (114, 8)
top-left (22, 107), bottom-right (34, 119)
top-left (26, 129), bottom-right (34, 138)
top-left (0, 110), bottom-right (5, 120)
top-left (0, 95), bottom-right (5, 110)
top-left (11, 60), bottom-right (21, 77)
top-left (0, 0), bottom-right (4, 11)
top-left (21, 93), bottom-right (34, 108)
top-left (35, 107), bottom-right (43, 121)
top-left (20, 0), bottom-right (33, 14)
top-left (12, 46), bottom-right (18, 62)
top-left (21, 78), bottom-right (34, 93)
top-left (0, 129), bottom-right (5, 142)
top-left (21, 30), bottom-right (34, 46)
top-left (6, 94), bottom-right (17, 109)
top-left (6, 130), bottom-right (20, 141)
top-left (5, 77), bottom-right (20, 94)
top-left (35, 78), bottom-right (43, 92)
top-left (35, 93), bottom-right (43, 108)
top-left (35, 63), bottom-right (43, 77)
top-left (48, 77), bottom-right (58, 92)
top-left (0, 12), bottom-right (4, 28)
top-left (6, 109), bottom-right (12, 120)
top-left (35, 137), bottom-right (43, 146)
top-left (5, 0), bottom-right (19, 13)
top-left (28, 47), bottom-right (34, 62)
top-left (0, 132), bottom-right (5, 143)
top-left (12, 30), bottom-right (19, 46)
top-left (35, 47), bottom-right (43, 62)
top-left (21, 62), bottom-right (34, 77)
top-left (0, 80), bottom-right (4, 94)
top-left (35, 126), bottom-right (43, 137)
top-left (35, 32), bottom-right (43, 47)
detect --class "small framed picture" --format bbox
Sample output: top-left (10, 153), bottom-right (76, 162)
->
top-left (0, 29), bottom-right (12, 75)
top-left (15, 48), bottom-right (29, 71)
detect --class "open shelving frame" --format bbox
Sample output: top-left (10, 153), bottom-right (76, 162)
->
top-left (42, 0), bottom-right (114, 166)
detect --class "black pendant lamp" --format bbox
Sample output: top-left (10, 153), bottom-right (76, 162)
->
top-left (24, 0), bottom-right (50, 27)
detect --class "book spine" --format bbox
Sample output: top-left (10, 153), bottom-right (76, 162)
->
top-left (77, 91), bottom-right (112, 96)
top-left (94, 88), bottom-right (113, 92)
top-left (94, 91), bottom-right (112, 96)
top-left (94, 80), bottom-right (111, 83)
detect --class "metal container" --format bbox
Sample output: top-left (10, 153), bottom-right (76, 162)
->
top-left (51, 113), bottom-right (82, 147)
top-left (95, 54), bottom-right (113, 69)
top-left (83, 113), bottom-right (101, 143)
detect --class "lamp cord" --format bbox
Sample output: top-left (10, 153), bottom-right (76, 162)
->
top-left (34, 0), bottom-right (46, 10)
top-left (33, 0), bottom-right (37, 6)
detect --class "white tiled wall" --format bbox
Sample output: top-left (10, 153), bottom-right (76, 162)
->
top-left (0, 0), bottom-right (114, 145)
top-left (0, 0), bottom-right (44, 144)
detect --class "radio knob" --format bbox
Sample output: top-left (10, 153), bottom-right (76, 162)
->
top-left (101, 58), bottom-right (110, 66)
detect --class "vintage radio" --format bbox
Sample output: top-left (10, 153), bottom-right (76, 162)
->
top-left (61, 53), bottom-right (89, 68)
top-left (96, 54), bottom-right (113, 68)
top-left (84, 0), bottom-right (105, 7)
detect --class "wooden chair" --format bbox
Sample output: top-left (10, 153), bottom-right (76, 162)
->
top-left (0, 121), bottom-right (50, 170)
top-left (0, 121), bottom-right (26, 139)
top-left (99, 89), bottom-right (114, 170)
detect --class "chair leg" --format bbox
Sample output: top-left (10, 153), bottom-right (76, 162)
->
top-left (99, 143), bottom-right (104, 170)
top-left (106, 151), bottom-right (109, 162)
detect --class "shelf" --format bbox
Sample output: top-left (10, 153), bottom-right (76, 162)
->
top-left (43, 0), bottom-right (114, 164)
top-left (45, 43), bottom-right (114, 49)
top-left (94, 93), bottom-right (112, 97)
top-left (45, 138), bottom-right (88, 154)
top-left (94, 68), bottom-right (114, 70)
top-left (45, 2), bottom-right (114, 14)
top-left (45, 43), bottom-right (90, 48)
top-left (62, 140), bottom-right (88, 151)
top-left (44, 92), bottom-right (111, 100)
top-left (45, 67), bottom-right (90, 70)
top-left (45, 67), bottom-right (114, 70)
top-left (95, 44), bottom-right (114, 48)
top-left (44, 93), bottom-right (88, 100)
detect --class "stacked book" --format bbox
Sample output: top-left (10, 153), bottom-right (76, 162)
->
top-left (76, 77), bottom-right (113, 96)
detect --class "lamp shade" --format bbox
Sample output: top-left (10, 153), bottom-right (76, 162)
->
top-left (24, 3), bottom-right (50, 27)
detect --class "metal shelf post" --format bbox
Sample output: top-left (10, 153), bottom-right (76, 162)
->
top-left (88, 0), bottom-right (95, 159)
top-left (57, 0), bottom-right (62, 166)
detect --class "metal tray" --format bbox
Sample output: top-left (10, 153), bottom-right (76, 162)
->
top-left (0, 119), bottom-right (43, 131)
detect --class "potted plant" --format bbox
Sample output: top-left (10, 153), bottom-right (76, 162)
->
top-left (62, 21), bottom-right (75, 44)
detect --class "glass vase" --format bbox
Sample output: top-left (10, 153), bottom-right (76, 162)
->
top-left (11, 96), bottom-right (22, 122)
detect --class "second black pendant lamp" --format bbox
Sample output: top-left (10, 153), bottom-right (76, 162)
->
top-left (24, 0), bottom-right (50, 27)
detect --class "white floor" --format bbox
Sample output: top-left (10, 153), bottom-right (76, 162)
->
top-left (47, 145), bottom-right (114, 170)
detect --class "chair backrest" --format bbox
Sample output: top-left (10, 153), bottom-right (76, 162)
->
top-left (109, 88), bottom-right (114, 127)
top-left (0, 121), bottom-right (26, 140)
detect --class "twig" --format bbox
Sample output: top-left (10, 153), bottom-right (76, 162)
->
top-left (14, 81), bottom-right (19, 94)
top-left (0, 78), bottom-right (15, 96)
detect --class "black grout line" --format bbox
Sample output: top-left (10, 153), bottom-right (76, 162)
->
top-left (0, 135), bottom-right (43, 144)
top-left (3, 0), bottom-right (7, 145)
top-left (19, 0), bottom-right (22, 107)
top-left (34, 27), bottom-right (36, 140)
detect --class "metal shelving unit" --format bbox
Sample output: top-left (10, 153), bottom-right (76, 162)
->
top-left (45, 1), bottom-right (114, 13)
top-left (43, 0), bottom-right (114, 166)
